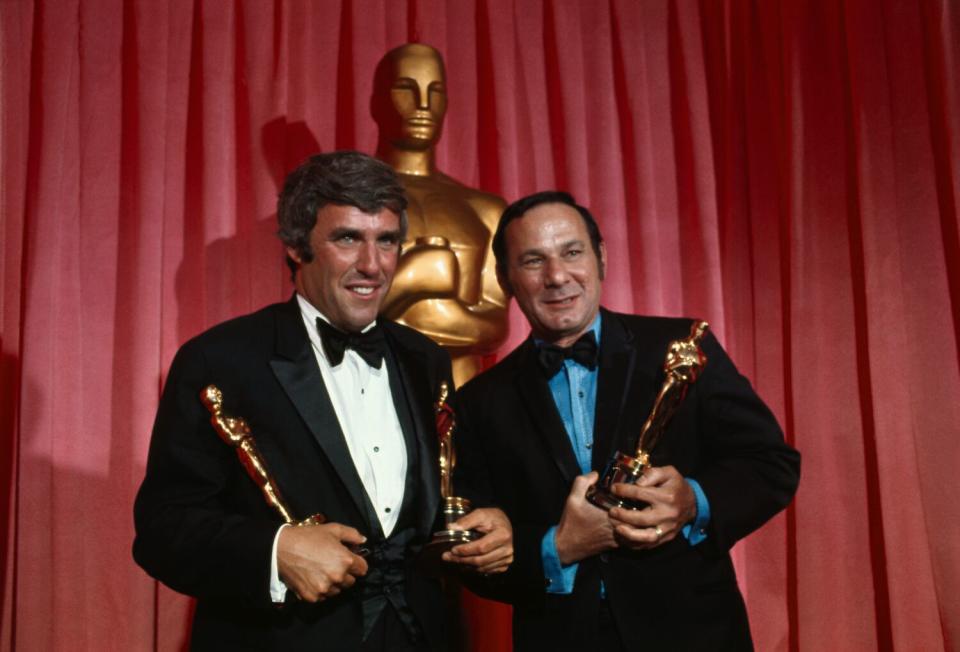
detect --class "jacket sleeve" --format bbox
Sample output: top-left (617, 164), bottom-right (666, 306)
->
top-left (132, 340), bottom-right (278, 605)
top-left (687, 332), bottom-right (801, 555)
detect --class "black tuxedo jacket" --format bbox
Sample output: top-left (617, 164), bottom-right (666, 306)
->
top-left (134, 297), bottom-right (452, 651)
top-left (454, 309), bottom-right (800, 651)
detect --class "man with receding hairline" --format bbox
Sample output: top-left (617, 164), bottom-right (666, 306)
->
top-left (454, 190), bottom-right (799, 651)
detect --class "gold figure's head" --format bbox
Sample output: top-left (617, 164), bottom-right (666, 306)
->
top-left (201, 385), bottom-right (224, 415)
top-left (201, 384), bottom-right (252, 445)
top-left (373, 43), bottom-right (447, 152)
top-left (664, 321), bottom-right (709, 383)
top-left (436, 380), bottom-right (450, 408)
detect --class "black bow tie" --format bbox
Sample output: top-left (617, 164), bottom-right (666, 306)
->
top-left (537, 331), bottom-right (599, 377)
top-left (316, 318), bottom-right (386, 369)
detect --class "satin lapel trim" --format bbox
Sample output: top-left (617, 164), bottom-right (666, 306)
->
top-left (384, 326), bottom-right (441, 536)
top-left (593, 310), bottom-right (666, 468)
top-left (515, 341), bottom-right (582, 485)
top-left (269, 301), bottom-right (373, 527)
top-left (592, 311), bottom-right (638, 469)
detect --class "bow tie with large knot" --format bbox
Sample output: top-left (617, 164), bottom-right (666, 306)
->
top-left (316, 318), bottom-right (386, 369)
top-left (537, 331), bottom-right (599, 377)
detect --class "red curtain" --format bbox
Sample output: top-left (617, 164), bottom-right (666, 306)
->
top-left (2, 1), bottom-right (958, 650)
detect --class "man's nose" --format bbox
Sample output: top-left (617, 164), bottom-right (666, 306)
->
top-left (543, 257), bottom-right (569, 286)
top-left (356, 242), bottom-right (381, 276)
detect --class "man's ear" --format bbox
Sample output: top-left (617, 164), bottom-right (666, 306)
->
top-left (496, 266), bottom-right (513, 297)
top-left (598, 242), bottom-right (607, 281)
top-left (286, 246), bottom-right (303, 265)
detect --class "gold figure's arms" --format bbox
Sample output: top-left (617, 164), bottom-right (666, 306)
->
top-left (382, 188), bottom-right (508, 353)
top-left (382, 236), bottom-right (461, 309)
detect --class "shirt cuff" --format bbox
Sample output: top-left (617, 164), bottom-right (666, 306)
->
top-left (270, 524), bottom-right (290, 603)
top-left (681, 478), bottom-right (710, 546)
top-left (541, 526), bottom-right (578, 594)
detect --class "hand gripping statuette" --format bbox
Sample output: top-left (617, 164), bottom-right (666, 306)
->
top-left (420, 381), bottom-right (480, 571)
top-left (586, 321), bottom-right (709, 510)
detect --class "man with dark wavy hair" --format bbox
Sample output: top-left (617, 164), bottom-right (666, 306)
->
top-left (134, 151), bottom-right (512, 651)
top-left (455, 190), bottom-right (799, 651)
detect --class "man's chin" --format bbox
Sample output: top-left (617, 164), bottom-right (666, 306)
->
top-left (535, 317), bottom-right (591, 342)
top-left (328, 305), bottom-right (380, 332)
top-left (349, 304), bottom-right (386, 329)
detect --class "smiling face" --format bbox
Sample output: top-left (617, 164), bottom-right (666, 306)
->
top-left (288, 204), bottom-right (402, 332)
top-left (499, 202), bottom-right (606, 347)
top-left (383, 44), bottom-right (447, 150)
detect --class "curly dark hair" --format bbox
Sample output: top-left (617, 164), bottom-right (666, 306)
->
top-left (277, 151), bottom-right (408, 275)
top-left (492, 190), bottom-right (604, 282)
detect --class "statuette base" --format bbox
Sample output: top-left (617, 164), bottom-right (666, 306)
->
top-left (418, 496), bottom-right (481, 574)
top-left (586, 451), bottom-right (651, 511)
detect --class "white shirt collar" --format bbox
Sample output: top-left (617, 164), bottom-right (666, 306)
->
top-left (294, 293), bottom-right (377, 333)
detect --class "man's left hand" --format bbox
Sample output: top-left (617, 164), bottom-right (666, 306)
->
top-left (607, 465), bottom-right (697, 550)
top-left (441, 507), bottom-right (514, 574)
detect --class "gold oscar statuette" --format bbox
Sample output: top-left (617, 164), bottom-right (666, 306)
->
top-left (586, 321), bottom-right (710, 510)
top-left (200, 385), bottom-right (328, 528)
top-left (374, 44), bottom-right (509, 387)
top-left (419, 381), bottom-right (480, 572)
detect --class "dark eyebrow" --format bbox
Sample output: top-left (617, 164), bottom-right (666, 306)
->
top-left (518, 239), bottom-right (586, 258)
top-left (328, 227), bottom-right (362, 241)
top-left (517, 247), bottom-right (545, 259)
top-left (327, 227), bottom-right (402, 242)
top-left (377, 229), bottom-right (402, 241)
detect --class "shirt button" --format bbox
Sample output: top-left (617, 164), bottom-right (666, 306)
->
top-left (361, 388), bottom-right (365, 394)
top-left (385, 507), bottom-right (392, 513)
top-left (373, 446), bottom-right (380, 452)
top-left (578, 391), bottom-right (585, 398)
top-left (586, 443), bottom-right (592, 449)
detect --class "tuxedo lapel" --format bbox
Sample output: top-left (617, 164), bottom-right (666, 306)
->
top-left (382, 325), bottom-right (441, 537)
top-left (593, 310), bottom-right (664, 468)
top-left (269, 298), bottom-right (375, 529)
top-left (592, 310), bottom-right (638, 468)
top-left (514, 340), bottom-right (582, 485)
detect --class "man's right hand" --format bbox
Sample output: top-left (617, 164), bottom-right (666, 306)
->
top-left (554, 472), bottom-right (617, 565)
top-left (277, 523), bottom-right (368, 602)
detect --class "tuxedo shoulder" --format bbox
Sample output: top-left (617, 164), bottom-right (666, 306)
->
top-left (178, 301), bottom-right (290, 355)
top-left (382, 320), bottom-right (446, 355)
top-left (605, 310), bottom-right (706, 343)
top-left (606, 309), bottom-right (696, 329)
top-left (457, 340), bottom-right (528, 399)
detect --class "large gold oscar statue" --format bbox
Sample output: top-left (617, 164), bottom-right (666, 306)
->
top-left (373, 43), bottom-right (508, 387)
